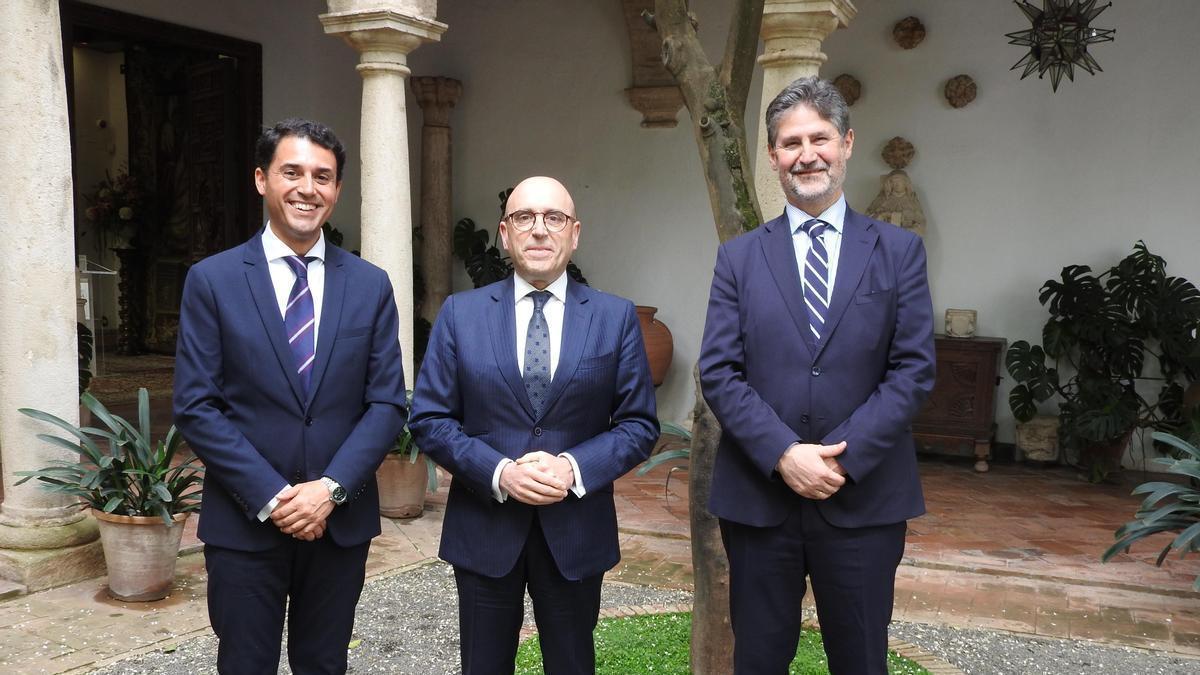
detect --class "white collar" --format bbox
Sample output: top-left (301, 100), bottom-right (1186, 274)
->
top-left (787, 194), bottom-right (847, 235)
top-left (262, 222), bottom-right (326, 262)
top-left (513, 271), bottom-right (568, 304)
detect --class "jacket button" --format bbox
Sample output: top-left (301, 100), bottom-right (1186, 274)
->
top-left (533, 427), bottom-right (543, 436)
top-left (801, 414), bottom-right (810, 423)
top-left (305, 416), bottom-right (313, 427)
top-left (811, 366), bottom-right (821, 377)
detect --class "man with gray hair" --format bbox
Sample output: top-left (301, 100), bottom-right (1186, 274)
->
top-left (699, 76), bottom-right (936, 673)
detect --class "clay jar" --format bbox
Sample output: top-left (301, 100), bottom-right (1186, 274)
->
top-left (636, 306), bottom-right (673, 386)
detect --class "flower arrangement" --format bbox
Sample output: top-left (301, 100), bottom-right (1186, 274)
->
top-left (81, 169), bottom-right (143, 245)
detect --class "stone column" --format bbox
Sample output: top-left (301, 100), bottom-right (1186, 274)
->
top-left (0, 0), bottom-right (103, 592)
top-left (321, 2), bottom-right (447, 389)
top-left (754, 0), bottom-right (857, 218)
top-left (411, 76), bottom-right (461, 331)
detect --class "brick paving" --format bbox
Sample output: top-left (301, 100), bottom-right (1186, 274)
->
top-left (3, 437), bottom-right (1200, 671)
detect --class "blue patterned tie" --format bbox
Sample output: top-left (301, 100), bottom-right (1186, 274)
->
top-left (283, 255), bottom-right (317, 394)
top-left (523, 291), bottom-right (552, 417)
top-left (801, 219), bottom-right (831, 342)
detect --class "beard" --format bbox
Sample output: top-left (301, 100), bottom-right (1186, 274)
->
top-left (780, 159), bottom-right (845, 210)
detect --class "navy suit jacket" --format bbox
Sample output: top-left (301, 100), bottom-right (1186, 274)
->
top-left (410, 277), bottom-right (659, 581)
top-left (173, 235), bottom-right (407, 552)
top-left (699, 208), bottom-right (935, 529)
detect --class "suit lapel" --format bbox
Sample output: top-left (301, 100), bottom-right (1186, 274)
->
top-left (305, 245), bottom-right (346, 405)
top-left (538, 280), bottom-right (593, 421)
top-left (488, 276), bottom-right (538, 420)
top-left (760, 213), bottom-right (817, 356)
top-left (243, 239), bottom-right (307, 406)
top-left (814, 209), bottom-right (878, 361)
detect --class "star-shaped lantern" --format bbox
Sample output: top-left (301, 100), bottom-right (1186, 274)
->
top-left (1006, 0), bottom-right (1115, 92)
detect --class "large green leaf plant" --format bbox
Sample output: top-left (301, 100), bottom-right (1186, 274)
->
top-left (15, 388), bottom-right (203, 525)
top-left (1006, 241), bottom-right (1200, 477)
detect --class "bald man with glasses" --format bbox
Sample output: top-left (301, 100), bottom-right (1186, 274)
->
top-left (410, 176), bottom-right (659, 674)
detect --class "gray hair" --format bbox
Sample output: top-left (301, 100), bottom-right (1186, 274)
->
top-left (765, 76), bottom-right (850, 148)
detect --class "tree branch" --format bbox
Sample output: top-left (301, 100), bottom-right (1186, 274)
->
top-left (654, 0), bottom-right (761, 242)
top-left (719, 0), bottom-right (765, 123)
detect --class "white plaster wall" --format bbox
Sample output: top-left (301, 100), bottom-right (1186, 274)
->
top-left (821, 0), bottom-right (1200, 465)
top-left (407, 0), bottom-right (745, 425)
top-left (80, 0), bottom-right (365, 246)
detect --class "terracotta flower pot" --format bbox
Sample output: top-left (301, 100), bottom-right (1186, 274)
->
top-left (635, 306), bottom-right (673, 386)
top-left (1084, 430), bottom-right (1134, 477)
top-left (377, 453), bottom-right (428, 518)
top-left (92, 509), bottom-right (188, 602)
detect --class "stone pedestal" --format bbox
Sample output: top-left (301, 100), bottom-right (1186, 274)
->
top-left (411, 76), bottom-right (462, 330)
top-left (321, 2), bottom-right (447, 389)
top-left (0, 0), bottom-right (102, 593)
top-left (754, 0), bottom-right (857, 218)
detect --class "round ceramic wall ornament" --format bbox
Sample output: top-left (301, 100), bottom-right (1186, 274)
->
top-left (944, 75), bottom-right (977, 108)
top-left (881, 137), bottom-right (915, 170)
top-left (893, 16), bottom-right (926, 49)
top-left (833, 74), bottom-right (862, 106)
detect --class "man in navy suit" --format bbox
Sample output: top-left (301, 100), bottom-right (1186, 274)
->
top-left (174, 119), bottom-right (407, 674)
top-left (699, 77), bottom-right (936, 674)
top-left (410, 176), bottom-right (658, 674)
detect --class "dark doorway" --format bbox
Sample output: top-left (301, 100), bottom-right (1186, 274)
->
top-left (62, 1), bottom-right (262, 356)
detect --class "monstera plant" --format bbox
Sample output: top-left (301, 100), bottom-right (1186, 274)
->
top-left (1006, 241), bottom-right (1200, 480)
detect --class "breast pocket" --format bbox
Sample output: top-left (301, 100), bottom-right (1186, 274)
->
top-left (854, 288), bottom-right (893, 304)
top-left (577, 351), bottom-right (616, 370)
top-left (336, 325), bottom-right (372, 340)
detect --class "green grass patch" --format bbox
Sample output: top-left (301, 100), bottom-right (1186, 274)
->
top-left (515, 611), bottom-right (930, 674)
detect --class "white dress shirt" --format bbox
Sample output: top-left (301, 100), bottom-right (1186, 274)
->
top-left (256, 224), bottom-right (327, 520)
top-left (490, 272), bottom-right (586, 502)
top-left (788, 194), bottom-right (847, 299)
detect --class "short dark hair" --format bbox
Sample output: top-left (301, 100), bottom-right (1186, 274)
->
top-left (255, 118), bottom-right (347, 181)
top-left (765, 76), bottom-right (850, 148)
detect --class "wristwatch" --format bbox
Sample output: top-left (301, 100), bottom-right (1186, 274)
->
top-left (320, 476), bottom-right (347, 505)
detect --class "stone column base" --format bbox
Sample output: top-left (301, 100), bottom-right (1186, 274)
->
top-left (0, 517), bottom-right (103, 593)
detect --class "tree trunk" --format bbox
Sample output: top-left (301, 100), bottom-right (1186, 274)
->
top-left (688, 365), bottom-right (732, 674)
top-left (652, 2), bottom-right (764, 673)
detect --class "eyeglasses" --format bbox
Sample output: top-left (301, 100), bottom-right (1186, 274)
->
top-left (505, 210), bottom-right (575, 233)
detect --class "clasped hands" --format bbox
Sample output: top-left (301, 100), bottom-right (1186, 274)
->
top-left (270, 480), bottom-right (335, 541)
top-left (776, 441), bottom-right (848, 500)
top-left (499, 450), bottom-right (575, 505)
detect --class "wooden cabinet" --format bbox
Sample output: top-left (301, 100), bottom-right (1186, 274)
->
top-left (913, 335), bottom-right (1006, 472)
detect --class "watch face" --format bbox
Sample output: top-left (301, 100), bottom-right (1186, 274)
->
top-left (332, 486), bottom-right (347, 504)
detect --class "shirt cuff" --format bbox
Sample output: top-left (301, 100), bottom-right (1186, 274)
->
top-left (559, 452), bottom-right (585, 498)
top-left (491, 458), bottom-right (514, 503)
top-left (256, 483), bottom-right (292, 522)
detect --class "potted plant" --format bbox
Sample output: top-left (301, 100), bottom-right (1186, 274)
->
top-left (1006, 241), bottom-right (1200, 481)
top-left (377, 392), bottom-right (438, 518)
top-left (1103, 431), bottom-right (1200, 591)
top-left (15, 388), bottom-right (203, 601)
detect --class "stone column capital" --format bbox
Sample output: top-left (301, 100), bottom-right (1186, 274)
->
top-left (411, 76), bottom-right (462, 127)
top-left (758, 0), bottom-right (857, 69)
top-left (320, 8), bottom-right (447, 75)
top-left (762, 0), bottom-right (857, 27)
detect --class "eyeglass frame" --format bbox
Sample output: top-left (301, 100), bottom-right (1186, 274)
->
top-left (503, 209), bottom-right (577, 233)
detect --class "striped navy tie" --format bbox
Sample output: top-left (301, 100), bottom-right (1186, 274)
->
top-left (801, 219), bottom-right (831, 342)
top-left (283, 255), bottom-right (317, 393)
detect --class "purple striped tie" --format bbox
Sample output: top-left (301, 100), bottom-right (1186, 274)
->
top-left (283, 255), bottom-right (317, 393)
top-left (801, 219), bottom-right (830, 342)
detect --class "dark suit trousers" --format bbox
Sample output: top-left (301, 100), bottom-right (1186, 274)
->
top-left (454, 515), bottom-right (603, 675)
top-left (204, 537), bottom-right (371, 675)
top-left (720, 498), bottom-right (906, 675)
